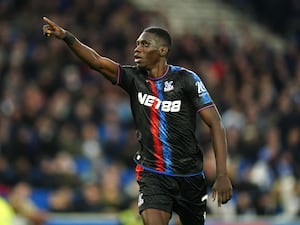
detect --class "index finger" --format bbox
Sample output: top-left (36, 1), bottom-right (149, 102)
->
top-left (43, 17), bottom-right (57, 27)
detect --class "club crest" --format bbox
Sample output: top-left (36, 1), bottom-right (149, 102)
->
top-left (164, 80), bottom-right (174, 92)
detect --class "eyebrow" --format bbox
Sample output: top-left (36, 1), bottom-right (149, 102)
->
top-left (136, 40), bottom-right (150, 44)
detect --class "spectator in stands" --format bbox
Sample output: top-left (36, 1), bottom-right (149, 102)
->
top-left (7, 182), bottom-right (48, 225)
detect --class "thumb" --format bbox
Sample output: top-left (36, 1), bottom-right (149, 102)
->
top-left (211, 188), bottom-right (217, 201)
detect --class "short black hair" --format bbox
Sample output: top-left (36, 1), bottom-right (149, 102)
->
top-left (143, 27), bottom-right (172, 50)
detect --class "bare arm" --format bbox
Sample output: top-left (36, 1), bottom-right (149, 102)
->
top-left (42, 17), bottom-right (118, 83)
top-left (199, 106), bottom-right (232, 207)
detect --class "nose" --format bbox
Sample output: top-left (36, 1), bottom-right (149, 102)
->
top-left (134, 44), bottom-right (141, 53)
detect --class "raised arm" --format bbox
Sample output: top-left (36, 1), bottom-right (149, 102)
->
top-left (199, 106), bottom-right (232, 207)
top-left (42, 17), bottom-right (118, 83)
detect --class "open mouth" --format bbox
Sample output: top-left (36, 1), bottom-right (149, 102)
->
top-left (134, 58), bottom-right (142, 63)
top-left (134, 54), bottom-right (142, 63)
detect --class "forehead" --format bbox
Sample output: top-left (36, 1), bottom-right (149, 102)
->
top-left (136, 32), bottom-right (159, 42)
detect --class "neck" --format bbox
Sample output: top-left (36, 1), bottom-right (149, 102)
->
top-left (147, 62), bottom-right (169, 78)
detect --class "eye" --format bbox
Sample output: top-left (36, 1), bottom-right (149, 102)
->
top-left (142, 42), bottom-right (150, 47)
top-left (136, 40), bottom-right (150, 48)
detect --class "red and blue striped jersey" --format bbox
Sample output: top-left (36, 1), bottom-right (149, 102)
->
top-left (116, 64), bottom-right (214, 176)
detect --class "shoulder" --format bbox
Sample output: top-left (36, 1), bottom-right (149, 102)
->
top-left (120, 64), bottom-right (138, 72)
top-left (120, 65), bottom-right (147, 76)
top-left (117, 65), bottom-right (147, 87)
top-left (169, 65), bottom-right (202, 82)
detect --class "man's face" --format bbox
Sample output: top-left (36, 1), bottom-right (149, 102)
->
top-left (134, 32), bottom-right (163, 69)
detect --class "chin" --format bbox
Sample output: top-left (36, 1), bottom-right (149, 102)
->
top-left (136, 63), bottom-right (146, 69)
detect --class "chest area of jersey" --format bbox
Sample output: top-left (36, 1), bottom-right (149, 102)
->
top-left (135, 79), bottom-right (183, 113)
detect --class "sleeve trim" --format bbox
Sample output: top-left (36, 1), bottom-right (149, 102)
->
top-left (197, 103), bottom-right (215, 112)
top-left (113, 64), bottom-right (121, 85)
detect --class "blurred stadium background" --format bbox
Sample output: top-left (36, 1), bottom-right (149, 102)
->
top-left (0, 0), bottom-right (300, 224)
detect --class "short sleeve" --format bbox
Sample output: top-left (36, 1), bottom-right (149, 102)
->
top-left (115, 65), bottom-right (136, 93)
top-left (184, 70), bottom-right (214, 111)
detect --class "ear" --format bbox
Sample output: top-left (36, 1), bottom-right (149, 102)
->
top-left (159, 47), bottom-right (168, 57)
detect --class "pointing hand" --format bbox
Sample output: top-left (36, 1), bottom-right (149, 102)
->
top-left (42, 17), bottom-right (66, 39)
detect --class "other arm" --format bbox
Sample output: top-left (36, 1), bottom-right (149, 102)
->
top-left (199, 106), bottom-right (233, 207)
top-left (42, 17), bottom-right (118, 83)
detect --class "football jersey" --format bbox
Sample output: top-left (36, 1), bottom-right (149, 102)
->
top-left (115, 64), bottom-right (214, 176)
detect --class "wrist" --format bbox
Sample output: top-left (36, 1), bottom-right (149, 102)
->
top-left (63, 31), bottom-right (76, 45)
top-left (216, 173), bottom-right (227, 177)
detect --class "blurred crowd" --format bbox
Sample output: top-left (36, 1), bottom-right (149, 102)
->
top-left (221, 0), bottom-right (300, 37)
top-left (0, 0), bottom-right (300, 224)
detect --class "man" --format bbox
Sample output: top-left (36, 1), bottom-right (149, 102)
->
top-left (42, 17), bottom-right (232, 225)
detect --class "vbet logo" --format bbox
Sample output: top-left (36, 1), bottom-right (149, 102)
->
top-left (138, 92), bottom-right (181, 112)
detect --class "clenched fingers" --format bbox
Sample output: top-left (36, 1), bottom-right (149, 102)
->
top-left (43, 25), bottom-right (52, 37)
top-left (218, 190), bottom-right (232, 206)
